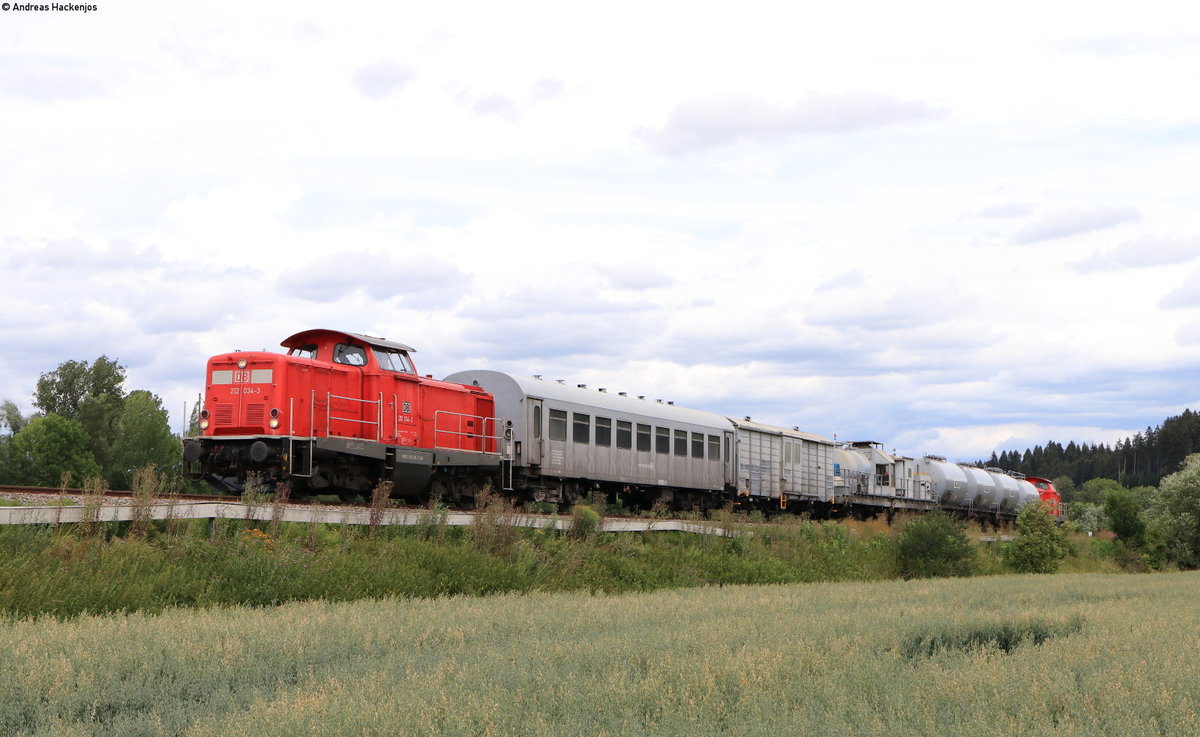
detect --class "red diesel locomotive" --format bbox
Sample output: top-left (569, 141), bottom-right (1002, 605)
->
top-left (182, 329), bottom-right (510, 501)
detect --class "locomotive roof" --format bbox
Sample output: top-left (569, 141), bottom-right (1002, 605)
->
top-left (282, 329), bottom-right (416, 353)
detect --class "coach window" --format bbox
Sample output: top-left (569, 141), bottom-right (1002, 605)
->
top-left (691, 432), bottom-right (704, 459)
top-left (596, 417), bottom-right (612, 447)
top-left (573, 413), bottom-right (590, 444)
top-left (708, 435), bottom-right (720, 461)
top-left (655, 427), bottom-right (670, 454)
top-left (674, 429), bottom-right (687, 457)
top-left (333, 343), bottom-right (367, 366)
top-left (533, 406), bottom-right (542, 438)
top-left (637, 424), bottom-right (652, 452)
top-left (617, 420), bottom-right (632, 450)
top-left (549, 409), bottom-right (567, 441)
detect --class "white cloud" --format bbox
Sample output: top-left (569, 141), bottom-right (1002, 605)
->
top-left (1076, 235), bottom-right (1200, 273)
top-left (352, 60), bottom-right (416, 99)
top-left (1013, 205), bottom-right (1141, 244)
top-left (638, 91), bottom-right (945, 155)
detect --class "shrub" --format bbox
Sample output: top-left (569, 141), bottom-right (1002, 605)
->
top-left (570, 504), bottom-right (601, 538)
top-left (895, 512), bottom-right (975, 579)
top-left (1005, 502), bottom-right (1070, 573)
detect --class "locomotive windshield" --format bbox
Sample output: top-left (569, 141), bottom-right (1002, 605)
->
top-left (374, 347), bottom-right (415, 374)
top-left (333, 343), bottom-right (368, 366)
top-left (288, 344), bottom-right (318, 359)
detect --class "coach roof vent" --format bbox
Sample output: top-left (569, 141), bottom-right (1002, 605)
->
top-left (578, 384), bottom-right (587, 389)
top-left (598, 388), bottom-right (607, 392)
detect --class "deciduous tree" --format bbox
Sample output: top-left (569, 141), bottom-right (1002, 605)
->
top-left (1150, 453), bottom-right (1200, 568)
top-left (33, 356), bottom-right (126, 419)
top-left (108, 390), bottom-right (181, 489)
top-left (5, 414), bottom-right (102, 487)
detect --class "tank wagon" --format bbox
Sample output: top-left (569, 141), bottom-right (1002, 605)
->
top-left (830, 442), bottom-right (1043, 517)
top-left (184, 329), bottom-right (1060, 519)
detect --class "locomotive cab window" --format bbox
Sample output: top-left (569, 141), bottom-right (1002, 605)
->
top-left (373, 348), bottom-right (415, 374)
top-left (333, 343), bottom-right (368, 366)
top-left (288, 344), bottom-right (318, 359)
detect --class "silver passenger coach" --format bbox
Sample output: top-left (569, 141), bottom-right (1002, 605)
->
top-left (444, 370), bottom-right (736, 507)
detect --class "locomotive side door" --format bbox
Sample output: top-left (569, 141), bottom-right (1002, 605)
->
top-left (527, 398), bottom-right (543, 466)
top-left (328, 343), bottom-right (367, 438)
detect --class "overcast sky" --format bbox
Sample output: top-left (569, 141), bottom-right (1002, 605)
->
top-left (3, 1), bottom-right (1199, 461)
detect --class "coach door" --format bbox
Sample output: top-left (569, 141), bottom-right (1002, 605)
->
top-left (723, 431), bottom-right (736, 488)
top-left (527, 399), bottom-right (543, 466)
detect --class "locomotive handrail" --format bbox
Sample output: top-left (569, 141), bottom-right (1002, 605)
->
top-left (327, 392), bottom-right (383, 442)
top-left (432, 410), bottom-right (503, 453)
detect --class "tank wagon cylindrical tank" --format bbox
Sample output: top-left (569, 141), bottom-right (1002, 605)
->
top-left (911, 456), bottom-right (1042, 516)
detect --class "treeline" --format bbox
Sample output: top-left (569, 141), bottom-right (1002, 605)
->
top-left (0, 356), bottom-right (180, 491)
top-left (983, 409), bottom-right (1200, 490)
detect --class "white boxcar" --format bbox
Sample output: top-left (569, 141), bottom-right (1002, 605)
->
top-left (729, 418), bottom-right (836, 507)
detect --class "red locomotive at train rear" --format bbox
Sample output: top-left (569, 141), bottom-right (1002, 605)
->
top-left (182, 329), bottom-right (510, 500)
top-left (1025, 475), bottom-right (1063, 517)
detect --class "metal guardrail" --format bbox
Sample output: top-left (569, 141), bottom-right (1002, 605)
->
top-left (0, 502), bottom-right (742, 535)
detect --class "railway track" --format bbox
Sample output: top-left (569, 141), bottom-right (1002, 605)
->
top-left (0, 485), bottom-right (236, 503)
top-left (0, 485), bottom-right (737, 535)
top-left (0, 485), bottom-right (405, 508)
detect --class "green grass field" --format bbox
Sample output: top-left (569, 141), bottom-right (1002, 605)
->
top-left (2, 571), bottom-right (1195, 736)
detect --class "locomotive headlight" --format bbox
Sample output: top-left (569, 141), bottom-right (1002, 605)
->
top-left (199, 419), bottom-right (210, 430)
top-left (237, 359), bottom-right (248, 369)
top-left (268, 419), bottom-right (280, 429)
top-left (199, 409), bottom-right (210, 430)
